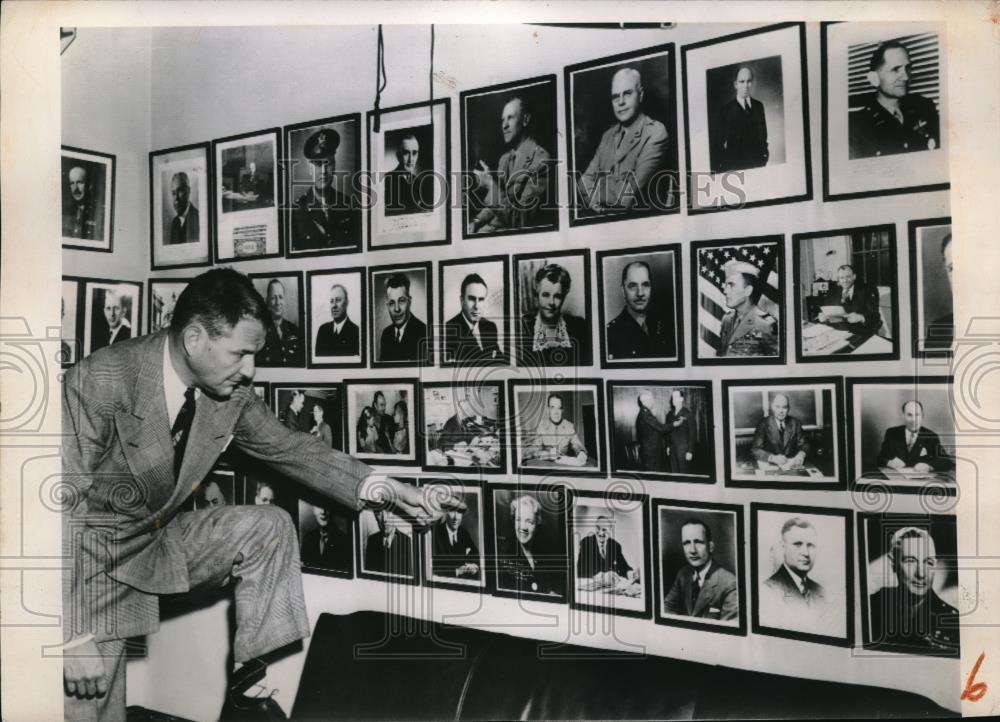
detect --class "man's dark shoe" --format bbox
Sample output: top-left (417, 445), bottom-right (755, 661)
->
top-left (219, 658), bottom-right (287, 721)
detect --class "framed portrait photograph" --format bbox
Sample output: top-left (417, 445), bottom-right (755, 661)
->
top-left (270, 383), bottom-right (344, 451)
top-left (822, 22), bottom-right (949, 201)
top-left (149, 142), bottom-right (212, 269)
top-left (251, 381), bottom-right (270, 408)
top-left (236, 464), bottom-right (298, 515)
top-left (751, 504), bottom-right (853, 647)
top-left (357, 487), bottom-right (419, 585)
top-left (509, 379), bottom-right (606, 478)
top-left (691, 235), bottom-right (785, 365)
top-left (284, 113), bottom-right (362, 257)
top-left (682, 23), bottom-right (811, 213)
top-left (846, 376), bottom-right (955, 494)
top-left (306, 267), bottom-right (366, 368)
top-left (148, 278), bottom-right (190, 334)
top-left (249, 272), bottom-right (305, 368)
top-left (570, 491), bottom-right (651, 619)
top-left (344, 379), bottom-right (418, 465)
top-left (793, 224), bottom-right (900, 363)
top-left (183, 466), bottom-right (237, 511)
top-left (565, 43), bottom-right (680, 226)
top-left (299, 499), bottom-right (355, 578)
top-left (909, 218), bottom-right (953, 356)
top-left (61, 278), bottom-right (81, 367)
top-left (438, 255), bottom-right (509, 367)
top-left (80, 278), bottom-right (142, 359)
top-left (367, 98), bottom-right (450, 250)
top-left (420, 382), bottom-right (506, 474)
top-left (597, 243), bottom-right (682, 368)
top-left (858, 513), bottom-right (959, 657)
top-left (513, 249), bottom-right (593, 368)
top-left (419, 479), bottom-right (486, 593)
top-left (488, 483), bottom-right (570, 603)
top-left (369, 262), bottom-right (433, 368)
top-left (62, 146), bottom-right (115, 252)
top-left (723, 377), bottom-right (845, 491)
top-left (460, 74), bottom-right (559, 239)
top-left (653, 499), bottom-right (746, 635)
top-left (607, 381), bottom-right (715, 484)
top-left (213, 128), bottom-right (282, 261)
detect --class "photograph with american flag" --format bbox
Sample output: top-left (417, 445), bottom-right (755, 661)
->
top-left (692, 235), bottom-right (785, 364)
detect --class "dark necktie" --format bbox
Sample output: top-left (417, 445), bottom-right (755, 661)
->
top-left (171, 387), bottom-right (197, 478)
top-left (691, 573), bottom-right (701, 608)
top-left (778, 422), bottom-right (785, 437)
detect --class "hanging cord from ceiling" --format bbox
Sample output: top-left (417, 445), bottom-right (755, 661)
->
top-left (372, 24), bottom-right (388, 133)
top-left (428, 24), bottom-right (435, 137)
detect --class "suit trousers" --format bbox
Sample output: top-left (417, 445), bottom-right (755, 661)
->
top-left (64, 504), bottom-right (310, 721)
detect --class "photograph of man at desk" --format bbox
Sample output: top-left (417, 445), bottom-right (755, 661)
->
top-left (512, 383), bottom-right (604, 475)
top-left (794, 225), bottom-right (899, 361)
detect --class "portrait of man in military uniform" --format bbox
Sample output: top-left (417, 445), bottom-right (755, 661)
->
top-left (250, 274), bottom-right (305, 367)
top-left (61, 150), bottom-right (111, 248)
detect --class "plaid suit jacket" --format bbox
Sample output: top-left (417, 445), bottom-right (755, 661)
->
top-left (62, 330), bottom-right (372, 643)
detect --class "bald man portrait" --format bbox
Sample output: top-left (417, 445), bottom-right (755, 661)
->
top-left (314, 283), bottom-right (360, 357)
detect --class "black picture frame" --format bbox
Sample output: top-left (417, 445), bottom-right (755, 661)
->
top-left (356, 478), bottom-right (420, 586)
top-left (248, 271), bottom-right (306, 368)
top-left (792, 223), bottom-right (900, 364)
top-left (908, 217), bottom-right (953, 358)
top-left (652, 498), bottom-right (747, 635)
top-left (62, 145), bottom-right (115, 253)
top-left (149, 141), bottom-right (213, 270)
top-left (269, 383), bottom-right (345, 452)
top-left (343, 378), bottom-right (421, 467)
top-left (251, 381), bottom-right (270, 408)
top-left (419, 381), bottom-right (508, 476)
top-left (368, 261), bottom-right (435, 369)
top-left (438, 254), bottom-right (511, 368)
top-left (418, 478), bottom-right (487, 594)
top-left (298, 497), bottom-right (356, 579)
top-left (61, 277), bottom-right (82, 367)
top-left (305, 266), bottom-right (367, 369)
top-left (74, 276), bottom-right (143, 360)
top-left (147, 277), bottom-right (192, 334)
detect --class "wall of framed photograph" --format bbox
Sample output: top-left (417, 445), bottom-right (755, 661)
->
top-left (149, 142), bottom-right (212, 269)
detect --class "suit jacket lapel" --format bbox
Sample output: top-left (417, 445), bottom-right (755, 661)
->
top-left (170, 392), bottom-right (240, 508)
top-left (615, 117), bottom-right (645, 164)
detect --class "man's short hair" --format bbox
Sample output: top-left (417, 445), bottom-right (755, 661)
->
top-left (267, 278), bottom-right (285, 295)
top-left (596, 514), bottom-right (613, 525)
top-left (291, 389), bottom-right (305, 401)
top-left (511, 494), bottom-right (541, 522)
top-left (396, 134), bottom-right (419, 157)
top-left (169, 268), bottom-right (269, 338)
top-left (385, 273), bottom-right (411, 295)
top-left (534, 263), bottom-right (571, 295)
top-left (504, 94), bottom-right (531, 118)
top-left (461, 273), bottom-right (488, 296)
top-left (869, 40), bottom-right (908, 72)
top-left (372, 390), bottom-right (386, 407)
top-left (681, 518), bottom-right (712, 544)
top-left (734, 65), bottom-right (755, 82)
top-left (780, 517), bottom-right (814, 537)
top-left (941, 233), bottom-right (952, 256)
top-left (771, 393), bottom-right (790, 408)
top-left (614, 66), bottom-right (643, 91)
top-left (546, 392), bottom-right (564, 408)
top-left (256, 480), bottom-right (273, 494)
top-left (171, 171), bottom-right (190, 188)
top-left (901, 399), bottom-right (924, 414)
top-left (837, 264), bottom-right (856, 274)
top-left (620, 260), bottom-right (651, 286)
top-left (889, 526), bottom-right (933, 558)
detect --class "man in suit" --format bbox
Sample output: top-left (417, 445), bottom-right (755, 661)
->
top-left (63, 164), bottom-right (98, 240)
top-left (750, 393), bottom-right (810, 471)
top-left (301, 504), bottom-right (351, 572)
top-left (372, 391), bottom-right (395, 455)
top-left (291, 127), bottom-right (359, 251)
top-left (90, 289), bottom-right (131, 353)
top-left (497, 494), bottom-right (565, 597)
top-left (282, 389), bottom-right (306, 432)
top-left (606, 260), bottom-right (675, 361)
top-left (256, 278), bottom-right (304, 366)
top-left (314, 283), bottom-right (360, 358)
top-left (717, 260), bottom-right (778, 357)
top-left (576, 514), bottom-right (637, 582)
top-left (764, 517), bottom-right (826, 608)
top-left (849, 40), bottom-right (940, 160)
top-left (634, 390), bottom-right (670, 472)
top-left (167, 171), bottom-right (200, 245)
top-left (470, 95), bottom-right (552, 233)
top-left (62, 268), bottom-right (458, 721)
top-left (577, 66), bottom-right (669, 215)
top-left (877, 400), bottom-right (954, 473)
top-left (924, 232), bottom-right (954, 351)
top-left (383, 134), bottom-right (432, 216)
top-left (364, 509), bottom-right (413, 576)
top-left (431, 503), bottom-right (481, 581)
top-left (663, 518), bottom-right (738, 621)
top-left (712, 65), bottom-right (769, 172)
top-left (443, 273), bottom-right (504, 364)
top-left (817, 265), bottom-right (882, 336)
top-left (378, 272), bottom-right (430, 364)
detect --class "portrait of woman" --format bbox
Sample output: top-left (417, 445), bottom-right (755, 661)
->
top-left (309, 403), bottom-right (333, 447)
top-left (665, 388), bottom-right (694, 474)
top-left (514, 254), bottom-right (593, 367)
top-left (357, 406), bottom-right (379, 453)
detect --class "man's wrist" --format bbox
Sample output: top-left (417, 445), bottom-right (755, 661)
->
top-left (62, 633), bottom-right (95, 651)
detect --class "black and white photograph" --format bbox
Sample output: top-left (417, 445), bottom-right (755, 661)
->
top-left (284, 113), bottom-right (362, 257)
top-left (682, 23), bottom-right (811, 212)
top-left (489, 484), bottom-right (570, 602)
top-left (148, 278), bottom-right (190, 333)
top-left (793, 224), bottom-right (900, 362)
top-left (420, 480), bottom-right (486, 592)
top-left (369, 263), bottom-right (434, 368)
top-left (239, 466), bottom-right (297, 516)
top-left (213, 128), bottom-right (282, 261)
top-left (608, 381), bottom-right (714, 483)
top-left (252, 381), bottom-right (269, 408)
top-left (653, 500), bottom-right (745, 634)
top-left (597, 244), bottom-right (682, 368)
top-left (822, 22), bottom-right (949, 201)
top-left (859, 513), bottom-right (959, 657)
top-left (249, 272), bottom-right (305, 368)
top-left (752, 504), bottom-right (853, 647)
top-left (367, 99), bottom-right (450, 250)
top-left (570, 491), bottom-right (651, 618)
top-left (185, 467), bottom-right (237, 511)
top-left (82, 278), bottom-right (141, 358)
top-left (847, 377), bottom-right (955, 493)
top-left (306, 267), bottom-right (366, 368)
top-left (909, 218), bottom-right (953, 356)
top-left (509, 379), bottom-right (605, 477)
top-left (271, 384), bottom-right (344, 451)
top-left (438, 255), bottom-right (509, 367)
top-left (299, 499), bottom-right (354, 578)
top-left (62, 146), bottom-right (114, 252)
top-left (149, 142), bottom-right (212, 269)
top-left (691, 235), bottom-right (785, 364)
top-left (421, 382), bottom-right (505, 474)
top-left (358, 502), bottom-right (418, 584)
top-left (565, 43), bottom-right (680, 225)
top-left (344, 379), bottom-right (418, 465)
top-left (460, 75), bottom-right (558, 239)
top-left (723, 378), bottom-right (844, 490)
top-left (61, 278), bottom-right (80, 366)
top-left (513, 249), bottom-right (593, 368)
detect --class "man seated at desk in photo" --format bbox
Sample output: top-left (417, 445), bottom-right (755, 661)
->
top-left (750, 394), bottom-right (810, 472)
top-left (814, 264), bottom-right (882, 338)
top-left (576, 514), bottom-right (640, 595)
top-left (520, 393), bottom-right (590, 467)
top-left (876, 400), bottom-right (954, 479)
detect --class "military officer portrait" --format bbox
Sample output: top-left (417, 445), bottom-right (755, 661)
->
top-left (250, 273), bottom-right (305, 367)
top-left (598, 245), bottom-right (681, 367)
top-left (285, 116), bottom-right (361, 256)
top-left (62, 148), bottom-right (112, 249)
top-left (461, 75), bottom-right (559, 237)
